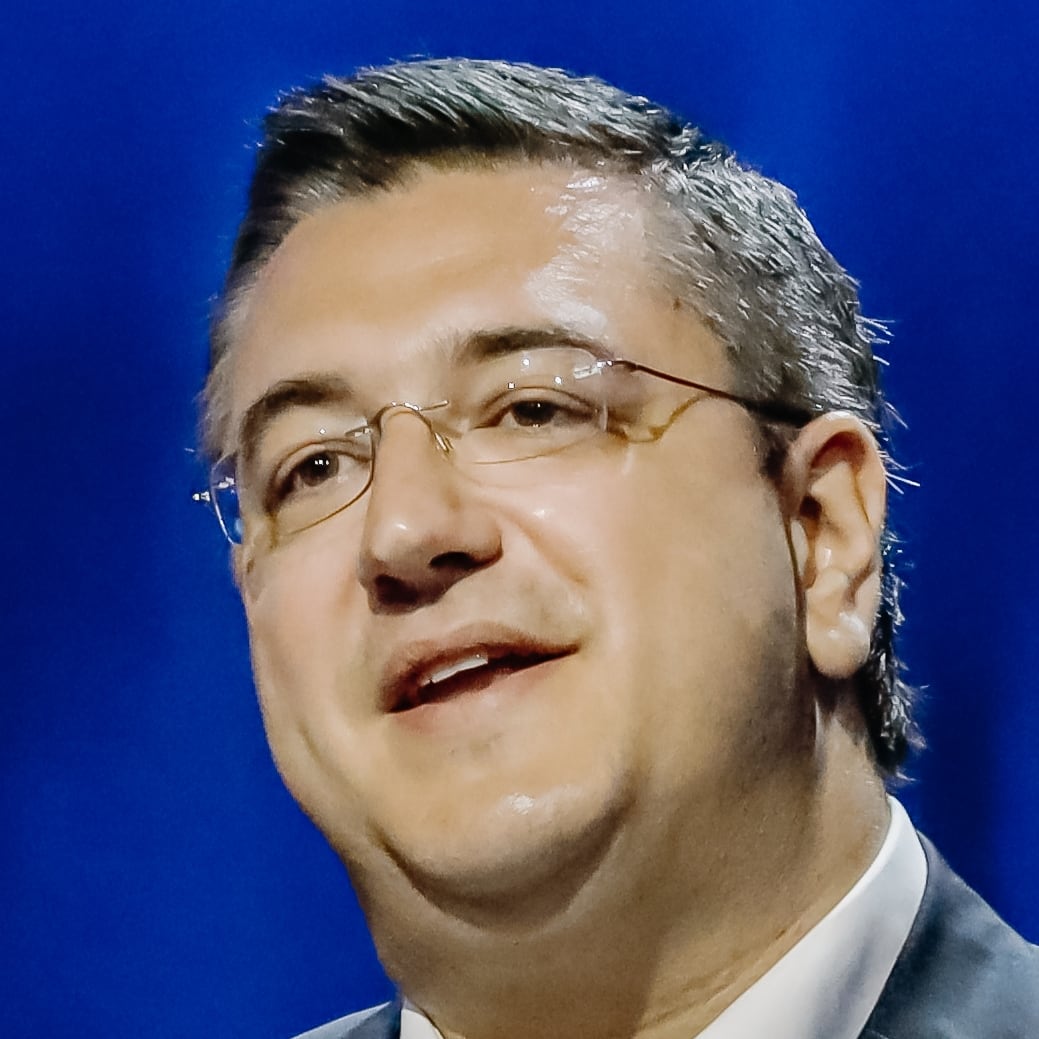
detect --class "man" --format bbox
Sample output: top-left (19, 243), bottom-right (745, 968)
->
top-left (198, 59), bottom-right (1038, 1038)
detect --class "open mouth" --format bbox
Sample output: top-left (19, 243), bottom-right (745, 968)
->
top-left (389, 649), bottom-right (566, 712)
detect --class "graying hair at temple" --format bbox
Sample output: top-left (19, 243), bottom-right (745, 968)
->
top-left (204, 57), bottom-right (917, 773)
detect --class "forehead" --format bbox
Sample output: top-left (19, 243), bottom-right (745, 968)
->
top-left (223, 162), bottom-right (728, 441)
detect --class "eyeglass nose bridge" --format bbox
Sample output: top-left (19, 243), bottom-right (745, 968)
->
top-left (369, 399), bottom-right (454, 457)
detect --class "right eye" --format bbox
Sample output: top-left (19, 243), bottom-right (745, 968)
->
top-left (286, 451), bottom-right (340, 491)
top-left (266, 436), bottom-right (371, 509)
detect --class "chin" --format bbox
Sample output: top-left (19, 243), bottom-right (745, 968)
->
top-left (364, 782), bottom-right (633, 928)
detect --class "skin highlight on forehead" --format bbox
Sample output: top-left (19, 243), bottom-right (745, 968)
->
top-left (525, 171), bottom-right (648, 339)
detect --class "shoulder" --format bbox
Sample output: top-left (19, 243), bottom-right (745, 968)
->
top-left (862, 835), bottom-right (1039, 1039)
top-left (291, 1000), bottom-right (401, 1039)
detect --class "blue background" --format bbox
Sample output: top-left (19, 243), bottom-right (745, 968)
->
top-left (3, 2), bottom-right (1037, 1035)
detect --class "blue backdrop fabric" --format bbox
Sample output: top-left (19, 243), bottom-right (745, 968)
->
top-left (3, 2), bottom-right (1037, 1036)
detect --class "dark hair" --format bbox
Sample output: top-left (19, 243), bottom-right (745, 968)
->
top-left (206, 57), bottom-right (917, 774)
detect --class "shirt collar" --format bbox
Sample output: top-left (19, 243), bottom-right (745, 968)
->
top-left (696, 796), bottom-right (927, 1039)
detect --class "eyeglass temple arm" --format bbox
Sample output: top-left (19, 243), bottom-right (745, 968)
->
top-left (618, 359), bottom-right (817, 426)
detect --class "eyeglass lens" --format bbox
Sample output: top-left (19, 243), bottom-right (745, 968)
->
top-left (210, 347), bottom-right (676, 544)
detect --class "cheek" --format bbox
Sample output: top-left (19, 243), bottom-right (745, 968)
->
top-left (583, 435), bottom-right (800, 757)
top-left (241, 540), bottom-right (364, 735)
top-left (241, 545), bottom-right (384, 840)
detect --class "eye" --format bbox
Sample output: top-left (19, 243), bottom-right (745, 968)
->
top-left (290, 451), bottom-right (340, 489)
top-left (266, 434), bottom-right (372, 508)
top-left (271, 450), bottom-right (341, 507)
top-left (507, 398), bottom-right (567, 428)
top-left (488, 391), bottom-right (599, 432)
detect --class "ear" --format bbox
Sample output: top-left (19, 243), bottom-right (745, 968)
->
top-left (780, 412), bottom-right (886, 680)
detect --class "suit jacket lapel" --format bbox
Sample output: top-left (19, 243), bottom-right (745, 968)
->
top-left (859, 834), bottom-right (1039, 1038)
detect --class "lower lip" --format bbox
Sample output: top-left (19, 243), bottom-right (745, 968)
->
top-left (389, 655), bottom-right (568, 733)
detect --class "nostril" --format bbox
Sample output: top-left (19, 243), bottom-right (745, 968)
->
top-left (373, 575), bottom-right (421, 608)
top-left (430, 550), bottom-right (483, 572)
top-left (367, 550), bottom-right (494, 612)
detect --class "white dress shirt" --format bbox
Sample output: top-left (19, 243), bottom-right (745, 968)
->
top-left (400, 797), bottom-right (927, 1039)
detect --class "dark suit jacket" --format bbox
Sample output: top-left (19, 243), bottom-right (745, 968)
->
top-left (294, 838), bottom-right (1039, 1039)
top-left (860, 836), bottom-right (1038, 1037)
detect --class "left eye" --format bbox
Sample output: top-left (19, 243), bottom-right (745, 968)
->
top-left (506, 399), bottom-right (566, 428)
top-left (486, 392), bottom-right (598, 432)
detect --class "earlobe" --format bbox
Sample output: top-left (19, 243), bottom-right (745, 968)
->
top-left (782, 413), bottom-right (886, 681)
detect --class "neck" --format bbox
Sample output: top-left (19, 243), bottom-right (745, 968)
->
top-left (366, 716), bottom-right (888, 1039)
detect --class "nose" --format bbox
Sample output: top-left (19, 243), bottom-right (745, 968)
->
top-left (356, 407), bottom-right (502, 610)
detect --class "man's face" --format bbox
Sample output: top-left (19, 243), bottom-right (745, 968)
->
top-left (224, 163), bottom-right (811, 919)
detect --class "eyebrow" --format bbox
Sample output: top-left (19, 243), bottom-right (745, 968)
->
top-left (453, 326), bottom-right (615, 364)
top-left (236, 373), bottom-right (355, 467)
top-left (233, 325), bottom-right (617, 461)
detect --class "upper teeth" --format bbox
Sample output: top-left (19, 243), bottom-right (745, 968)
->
top-left (420, 652), bottom-right (490, 688)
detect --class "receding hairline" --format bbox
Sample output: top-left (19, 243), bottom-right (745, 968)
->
top-left (203, 154), bottom-right (699, 461)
